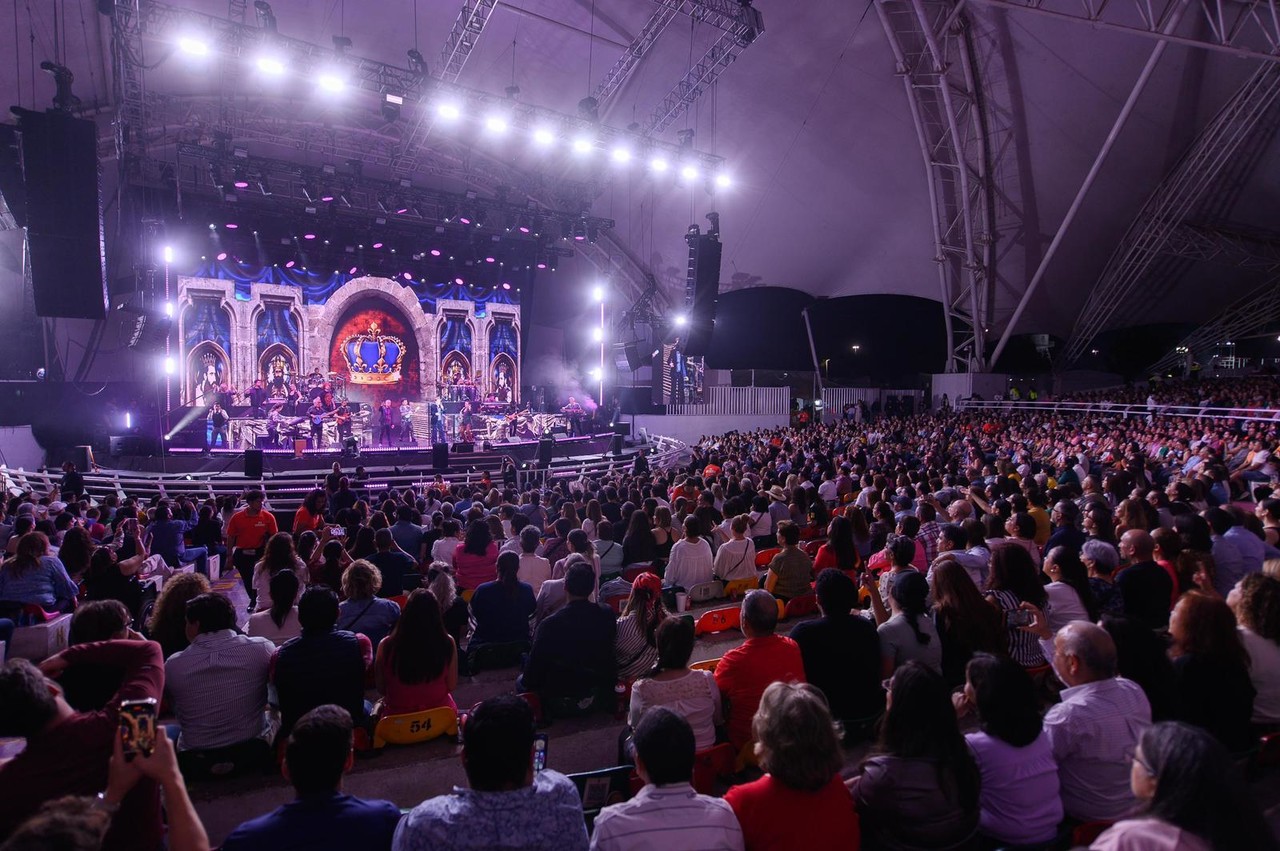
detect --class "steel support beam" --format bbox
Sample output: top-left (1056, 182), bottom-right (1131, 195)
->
top-left (1148, 273), bottom-right (1280, 373)
top-left (966, 0), bottom-right (1280, 64)
top-left (1161, 222), bottom-right (1280, 273)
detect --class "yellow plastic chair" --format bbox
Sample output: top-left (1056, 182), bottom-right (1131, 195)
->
top-left (722, 577), bottom-right (756, 599)
top-left (460, 588), bottom-right (475, 604)
top-left (372, 706), bottom-right (459, 749)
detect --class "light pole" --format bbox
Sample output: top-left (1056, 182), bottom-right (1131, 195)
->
top-left (593, 285), bottom-right (606, 424)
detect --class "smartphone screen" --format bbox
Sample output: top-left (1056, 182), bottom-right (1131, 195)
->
top-left (119, 698), bottom-right (159, 760)
top-left (533, 733), bottom-right (548, 772)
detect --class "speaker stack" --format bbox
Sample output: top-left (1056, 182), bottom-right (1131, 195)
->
top-left (244, 449), bottom-right (264, 479)
top-left (682, 231), bottom-right (722, 357)
top-left (433, 443), bottom-right (449, 471)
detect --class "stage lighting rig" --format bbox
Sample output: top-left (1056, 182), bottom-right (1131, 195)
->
top-left (253, 1), bottom-right (276, 31)
top-left (39, 61), bottom-right (79, 112)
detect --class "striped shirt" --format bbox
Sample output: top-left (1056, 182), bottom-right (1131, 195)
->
top-left (165, 629), bottom-right (276, 750)
top-left (589, 783), bottom-right (744, 851)
top-left (615, 612), bottom-right (659, 681)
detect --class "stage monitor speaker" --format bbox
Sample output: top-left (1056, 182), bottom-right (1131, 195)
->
top-left (72, 445), bottom-right (94, 472)
top-left (612, 422), bottom-right (631, 437)
top-left (15, 109), bottom-right (107, 319)
top-left (683, 233), bottom-right (722, 356)
top-left (110, 435), bottom-right (157, 457)
top-left (609, 434), bottom-right (623, 456)
top-left (452, 441), bottom-right (474, 453)
top-left (433, 442), bottom-right (449, 470)
top-left (244, 448), bottom-right (264, 479)
top-left (536, 435), bottom-right (554, 468)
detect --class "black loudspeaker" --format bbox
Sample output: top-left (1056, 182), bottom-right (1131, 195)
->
top-left (433, 442), bottom-right (449, 470)
top-left (536, 435), bottom-right (554, 468)
top-left (613, 342), bottom-right (650, 373)
top-left (110, 435), bottom-right (157, 456)
top-left (15, 109), bottom-right (107, 319)
top-left (72, 445), bottom-right (94, 472)
top-left (684, 233), bottom-right (722, 356)
top-left (612, 422), bottom-right (632, 437)
top-left (244, 449), bottom-right (264, 479)
top-left (453, 442), bottom-right (474, 453)
top-left (610, 434), bottom-right (623, 456)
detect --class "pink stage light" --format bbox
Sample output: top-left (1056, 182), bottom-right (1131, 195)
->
top-left (501, 282), bottom-right (511, 290)
top-left (402, 272), bottom-right (412, 280)
top-left (225, 223), bottom-right (239, 229)
top-left (518, 225), bottom-right (530, 234)
top-left (321, 194), bottom-right (334, 202)
top-left (430, 249), bottom-right (441, 257)
top-left (284, 260), bottom-right (296, 268)
top-left (348, 266), bottom-right (358, 275)
top-left (454, 277), bottom-right (464, 285)
top-left (216, 252), bottom-right (227, 260)
top-left (233, 180), bottom-right (249, 189)
top-left (484, 256), bottom-right (495, 263)
top-left (303, 233), bottom-right (316, 240)
top-left (459, 216), bottom-right (472, 225)
top-left (396, 207), bottom-right (409, 214)
top-left (536, 262), bottom-right (547, 269)
top-left (372, 242), bottom-right (384, 249)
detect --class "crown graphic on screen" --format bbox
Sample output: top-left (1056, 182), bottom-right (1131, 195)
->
top-left (342, 321), bottom-right (405, 385)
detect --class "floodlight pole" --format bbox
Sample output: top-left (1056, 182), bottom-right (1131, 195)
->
top-left (800, 305), bottom-right (823, 405)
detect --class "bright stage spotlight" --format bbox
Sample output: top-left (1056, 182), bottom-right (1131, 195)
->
top-left (610, 145), bottom-right (632, 164)
top-left (484, 114), bottom-right (510, 135)
top-left (437, 101), bottom-right (462, 121)
top-left (679, 164), bottom-right (699, 181)
top-left (571, 136), bottom-right (594, 155)
top-left (649, 156), bottom-right (669, 174)
top-left (216, 252), bottom-right (228, 261)
top-left (674, 314), bottom-right (688, 327)
top-left (163, 356), bottom-right (176, 375)
top-left (589, 367), bottom-right (602, 381)
top-left (255, 55), bottom-right (286, 76)
top-left (177, 36), bottom-right (210, 57)
top-left (164, 301), bottom-right (175, 318)
top-left (714, 172), bottom-right (732, 189)
top-left (532, 127), bottom-right (556, 147)
top-left (592, 327), bottom-right (603, 342)
top-left (317, 72), bottom-right (346, 93)
top-left (162, 245), bottom-right (175, 264)
top-left (592, 285), bottom-right (604, 302)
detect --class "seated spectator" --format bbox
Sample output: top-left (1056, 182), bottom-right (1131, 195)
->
top-left (764, 521), bottom-right (813, 600)
top-left (430, 520), bottom-right (462, 567)
top-left (1046, 500), bottom-right (1088, 554)
top-left (516, 526), bottom-right (551, 595)
top-left (956, 653), bottom-right (1062, 847)
top-left (454, 518), bottom-right (499, 591)
top-left (713, 514), bottom-right (757, 582)
top-left (1228, 573), bottom-right (1280, 726)
top-left (593, 522), bottom-right (624, 576)
top-left (273, 586), bottom-right (373, 738)
top-left (871, 534), bottom-right (920, 601)
top-left (82, 539), bottom-right (152, 619)
top-left (614, 572), bottom-right (668, 681)
top-left (166, 592), bottom-right (277, 774)
top-left (252, 533), bottom-right (306, 613)
top-left (393, 694), bottom-right (588, 850)
top-left (552, 529), bottom-right (601, 598)
top-left (145, 572), bottom-right (210, 659)
top-left (929, 524), bottom-right (988, 588)
top-left (724, 682), bottom-right (860, 850)
top-left (1042, 622), bottom-right (1151, 822)
top-left (930, 558), bottom-right (1004, 688)
top-left (812, 515), bottom-right (860, 578)
top-left (292, 489), bottom-right (327, 537)
top-left (867, 569), bottom-right (941, 677)
top-left (985, 544), bottom-right (1050, 668)
top-left (532, 552), bottom-right (589, 628)
top-left (0, 531), bottom-right (77, 612)
top-left (375, 589), bottom-right (458, 716)
top-left (1082, 538), bottom-right (1124, 616)
top-left (1116, 529), bottom-right (1174, 630)
top-left (390, 505), bottom-right (425, 564)
top-left (715, 590), bottom-right (806, 750)
top-left (469, 551), bottom-right (536, 648)
top-left (368, 529), bottom-right (416, 598)
top-left (665, 516), bottom-right (714, 591)
top-left (308, 537), bottom-right (352, 597)
top-left (146, 504), bottom-right (208, 576)
top-left (1101, 613), bottom-right (1179, 721)
top-left (247, 569), bottom-right (303, 646)
top-left (592, 707), bottom-right (744, 851)
top-left (426, 561), bottom-right (470, 651)
top-left (790, 569), bottom-right (883, 726)
top-left (221, 705), bottom-right (402, 851)
top-left (1167, 592), bottom-right (1255, 752)
top-left (336, 560), bottom-right (401, 651)
top-left (847, 662), bottom-right (979, 849)
top-left (622, 509), bottom-right (658, 567)
top-left (1042, 545), bottom-right (1098, 631)
top-left (1090, 721), bottom-right (1279, 851)
top-left (58, 601), bottom-right (135, 713)
top-left (519, 561), bottom-right (616, 709)
top-left (0, 639), bottom-right (165, 851)
top-left (629, 617), bottom-right (722, 751)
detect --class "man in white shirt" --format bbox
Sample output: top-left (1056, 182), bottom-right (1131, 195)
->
top-left (817, 471), bottom-right (839, 506)
top-left (1042, 622), bottom-right (1151, 822)
top-left (516, 525), bottom-right (551, 595)
top-left (590, 708), bottom-right (743, 851)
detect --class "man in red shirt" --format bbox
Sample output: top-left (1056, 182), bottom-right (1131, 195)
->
top-left (0, 639), bottom-right (165, 851)
top-left (226, 489), bottom-right (279, 611)
top-left (714, 589), bottom-right (806, 750)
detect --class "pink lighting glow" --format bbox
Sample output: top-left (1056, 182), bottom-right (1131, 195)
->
top-left (284, 260), bottom-right (296, 268)
top-left (430, 249), bottom-right (441, 257)
top-left (372, 242), bottom-right (383, 249)
top-left (303, 233), bottom-right (316, 240)
top-left (454, 277), bottom-right (464, 285)
top-left (225, 223), bottom-right (239, 229)
top-left (216, 252), bottom-right (227, 261)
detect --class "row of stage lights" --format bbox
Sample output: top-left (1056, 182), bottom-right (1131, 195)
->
top-left (173, 35), bottom-right (731, 190)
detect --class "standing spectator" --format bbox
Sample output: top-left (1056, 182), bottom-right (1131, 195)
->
top-left (591, 708), bottom-right (744, 851)
top-left (374, 589), bottom-right (458, 716)
top-left (393, 694), bottom-right (588, 851)
top-left (226, 490), bottom-right (278, 612)
top-left (220, 705), bottom-right (402, 850)
top-left (724, 682), bottom-right (860, 851)
top-left (715, 590), bottom-right (806, 750)
top-left (166, 593), bottom-right (277, 775)
top-left (790, 569), bottom-right (883, 729)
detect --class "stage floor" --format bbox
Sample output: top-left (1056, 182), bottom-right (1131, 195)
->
top-left (109, 432), bottom-right (619, 475)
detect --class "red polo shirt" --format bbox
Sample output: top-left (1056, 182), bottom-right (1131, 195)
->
top-left (715, 633), bottom-right (806, 749)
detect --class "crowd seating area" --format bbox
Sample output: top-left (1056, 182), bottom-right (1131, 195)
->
top-left (2, 374), bottom-right (1280, 850)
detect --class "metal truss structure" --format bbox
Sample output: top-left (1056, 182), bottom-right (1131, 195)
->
top-left (1061, 61), bottom-right (1280, 365)
top-left (964, 0), bottom-right (1280, 64)
top-left (1147, 273), bottom-right (1280, 373)
top-left (877, 0), bottom-right (1001, 372)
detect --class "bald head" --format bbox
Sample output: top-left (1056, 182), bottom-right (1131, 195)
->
top-left (1120, 529), bottom-right (1154, 561)
top-left (1055, 621), bottom-right (1118, 684)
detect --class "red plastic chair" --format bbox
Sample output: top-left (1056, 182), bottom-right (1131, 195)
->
top-left (695, 605), bottom-right (741, 636)
top-left (691, 743), bottom-right (737, 794)
top-left (782, 592), bottom-right (819, 620)
top-left (754, 547), bottom-right (780, 568)
top-left (803, 540), bottom-right (824, 557)
top-left (621, 565), bottom-right (651, 583)
top-left (1071, 821), bottom-right (1115, 846)
top-left (516, 692), bottom-right (545, 726)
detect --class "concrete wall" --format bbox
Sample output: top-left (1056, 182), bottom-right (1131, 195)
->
top-left (0, 426), bottom-right (45, 472)
top-left (632, 414), bottom-right (790, 445)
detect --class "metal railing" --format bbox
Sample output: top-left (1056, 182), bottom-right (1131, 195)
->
top-left (667, 386), bottom-right (790, 417)
top-left (955, 399), bottom-right (1280, 422)
top-left (0, 436), bottom-right (690, 510)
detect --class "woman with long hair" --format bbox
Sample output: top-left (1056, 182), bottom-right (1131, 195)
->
top-left (1174, 513), bottom-right (1218, 598)
top-left (453, 518), bottom-right (498, 591)
top-left (958, 653), bottom-right (1062, 847)
top-left (1229, 573), bottom-right (1280, 727)
top-left (246, 568), bottom-right (302, 646)
top-left (336, 559), bottom-right (400, 651)
top-left (252, 532), bottom-right (305, 612)
top-left (1092, 721), bottom-right (1278, 851)
top-left (374, 588), bottom-right (458, 716)
top-left (426, 560), bottom-right (470, 651)
top-left (873, 569), bottom-right (941, 678)
top-left (1042, 545), bottom-right (1099, 631)
top-left (347, 525), bottom-right (377, 561)
top-left (582, 498), bottom-right (603, 540)
top-left (469, 550), bottom-right (536, 647)
top-left (628, 617), bottom-right (721, 751)
top-left (308, 538), bottom-right (352, 597)
top-left (813, 515), bottom-right (860, 577)
top-left (847, 662), bottom-right (980, 849)
top-left (145, 571), bottom-right (211, 658)
top-left (1168, 592), bottom-right (1256, 751)
top-left (83, 539), bottom-right (151, 619)
top-left (652, 506), bottom-right (675, 559)
top-left (1100, 614), bottom-right (1178, 722)
top-left (0, 531), bottom-right (78, 611)
top-left (846, 505), bottom-right (874, 561)
top-left (622, 509), bottom-right (657, 567)
top-left (1150, 526), bottom-right (1185, 601)
top-left (931, 558), bottom-right (1005, 687)
top-left (724, 682), bottom-right (860, 849)
top-left (292, 488), bottom-right (327, 536)
top-left (56, 526), bottom-right (94, 580)
top-left (985, 544), bottom-right (1050, 668)
top-left (614, 572), bottom-right (669, 680)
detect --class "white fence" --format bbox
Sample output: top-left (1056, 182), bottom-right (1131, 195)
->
top-left (821, 387), bottom-right (924, 421)
top-left (0, 435), bottom-right (690, 510)
top-left (667, 386), bottom-right (791, 417)
top-left (956, 399), bottom-right (1280, 422)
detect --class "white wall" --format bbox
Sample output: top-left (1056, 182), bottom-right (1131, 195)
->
top-left (0, 426), bottom-right (46, 472)
top-left (632, 414), bottom-right (790, 445)
top-left (930, 372), bottom-right (1010, 408)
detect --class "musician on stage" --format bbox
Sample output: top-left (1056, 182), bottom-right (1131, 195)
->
top-left (430, 397), bottom-right (447, 445)
top-left (266, 407), bottom-right (283, 447)
top-left (207, 402), bottom-right (230, 449)
top-left (377, 399), bottom-right (396, 447)
top-left (307, 366), bottom-right (326, 402)
top-left (335, 402), bottom-right (353, 444)
top-left (285, 384), bottom-right (303, 416)
top-left (308, 397), bottom-right (328, 448)
top-left (561, 396), bottom-right (585, 437)
top-left (399, 399), bottom-right (415, 445)
top-left (247, 379), bottom-right (268, 417)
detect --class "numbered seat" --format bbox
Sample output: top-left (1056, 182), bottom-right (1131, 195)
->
top-left (694, 606), bottom-right (740, 637)
top-left (689, 656), bottom-right (721, 673)
top-left (722, 577), bottom-right (757, 599)
top-left (686, 580), bottom-right (724, 605)
top-left (372, 706), bottom-right (459, 749)
top-left (754, 548), bottom-right (780, 568)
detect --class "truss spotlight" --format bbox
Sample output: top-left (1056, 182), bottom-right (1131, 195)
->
top-left (255, 55), bottom-right (286, 75)
top-left (592, 285), bottom-right (604, 302)
top-left (348, 266), bottom-right (358, 275)
top-left (680, 163), bottom-right (699, 181)
top-left (317, 72), bottom-right (346, 93)
top-left (177, 36), bottom-right (210, 57)
top-left (437, 101), bottom-right (462, 121)
top-left (674, 314), bottom-right (687, 327)
top-left (532, 127), bottom-right (556, 148)
top-left (571, 136), bottom-right (594, 155)
top-left (592, 327), bottom-right (603, 342)
top-left (163, 356), bottom-right (176, 375)
top-left (382, 92), bottom-right (403, 122)
top-left (484, 114), bottom-right (510, 135)
top-left (649, 156), bottom-right (669, 174)
top-left (372, 242), bottom-right (384, 249)
top-left (164, 301), bottom-right (175, 318)
top-left (454, 277), bottom-right (465, 285)
top-left (589, 367), bottom-right (603, 381)
top-left (216, 252), bottom-right (228, 260)
top-left (714, 172), bottom-right (732, 189)
top-left (610, 145), bottom-right (632, 164)
top-left (407, 48), bottom-right (427, 74)
top-left (284, 260), bottom-right (295, 268)
top-left (162, 245), bottom-right (175, 264)
top-left (430, 249), bottom-right (442, 257)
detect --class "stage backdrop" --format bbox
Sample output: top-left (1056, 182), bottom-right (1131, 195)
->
top-left (174, 273), bottom-right (520, 408)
